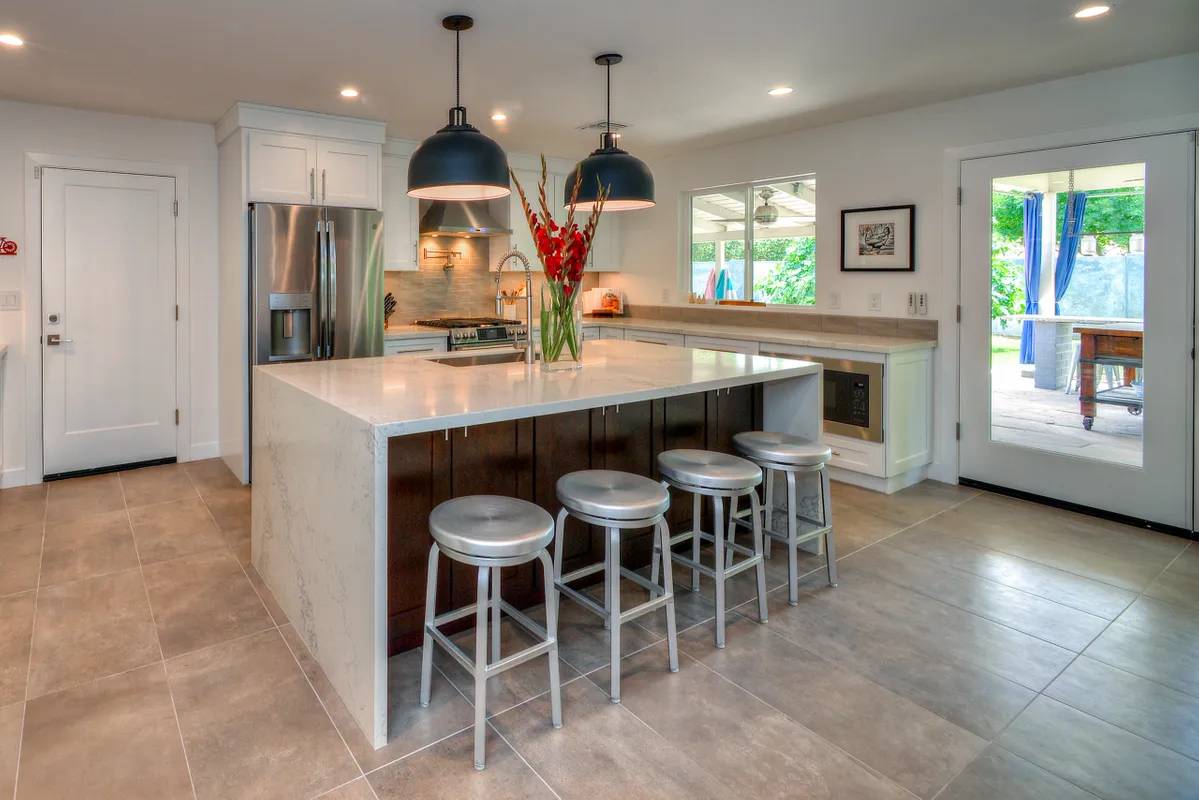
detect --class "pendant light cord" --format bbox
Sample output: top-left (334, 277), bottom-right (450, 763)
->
top-left (606, 60), bottom-right (611, 134)
top-left (455, 28), bottom-right (461, 109)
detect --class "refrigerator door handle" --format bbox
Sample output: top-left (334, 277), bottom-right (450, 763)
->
top-left (327, 218), bottom-right (337, 358)
top-left (317, 218), bottom-right (328, 359)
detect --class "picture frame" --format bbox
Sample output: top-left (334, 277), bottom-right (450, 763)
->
top-left (841, 204), bottom-right (915, 272)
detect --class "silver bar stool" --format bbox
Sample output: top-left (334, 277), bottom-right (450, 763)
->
top-left (653, 449), bottom-right (768, 648)
top-left (553, 470), bottom-right (679, 703)
top-left (419, 495), bottom-right (562, 770)
top-left (732, 431), bottom-right (837, 606)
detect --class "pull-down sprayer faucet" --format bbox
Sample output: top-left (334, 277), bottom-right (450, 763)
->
top-left (494, 248), bottom-right (535, 365)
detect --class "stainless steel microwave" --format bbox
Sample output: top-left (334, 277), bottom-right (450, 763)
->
top-left (779, 354), bottom-right (884, 443)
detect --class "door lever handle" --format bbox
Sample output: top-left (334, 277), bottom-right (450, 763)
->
top-left (46, 334), bottom-right (73, 346)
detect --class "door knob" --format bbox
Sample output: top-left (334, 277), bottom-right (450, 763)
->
top-left (46, 334), bottom-right (73, 346)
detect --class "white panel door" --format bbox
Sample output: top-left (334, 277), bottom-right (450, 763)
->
top-left (382, 154), bottom-right (418, 270)
top-left (247, 130), bottom-right (317, 204)
top-left (959, 133), bottom-right (1193, 528)
top-left (318, 138), bottom-right (380, 209)
top-left (41, 169), bottom-right (177, 476)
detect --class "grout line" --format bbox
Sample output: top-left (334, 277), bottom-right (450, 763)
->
top-left (10, 485), bottom-right (47, 800)
top-left (119, 471), bottom-right (200, 800)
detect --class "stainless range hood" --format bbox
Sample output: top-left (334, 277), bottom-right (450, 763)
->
top-left (419, 201), bottom-right (511, 238)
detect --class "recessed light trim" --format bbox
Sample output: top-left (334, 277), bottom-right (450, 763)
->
top-left (0, 33), bottom-right (24, 47)
top-left (767, 86), bottom-right (794, 97)
top-left (339, 87), bottom-right (360, 98)
top-left (490, 112), bottom-right (507, 122)
top-left (1073, 4), bottom-right (1110, 18)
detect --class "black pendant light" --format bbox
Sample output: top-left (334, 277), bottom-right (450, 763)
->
top-left (408, 15), bottom-right (510, 201)
top-left (565, 53), bottom-right (654, 212)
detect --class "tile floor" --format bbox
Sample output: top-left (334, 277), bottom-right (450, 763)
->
top-left (0, 462), bottom-right (1196, 799)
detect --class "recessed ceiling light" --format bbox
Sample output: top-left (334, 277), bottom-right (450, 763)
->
top-left (0, 33), bottom-right (24, 47)
top-left (767, 86), bottom-right (794, 97)
top-left (490, 111), bottom-right (507, 122)
top-left (1074, 4), bottom-right (1110, 18)
top-left (339, 87), bottom-right (360, 98)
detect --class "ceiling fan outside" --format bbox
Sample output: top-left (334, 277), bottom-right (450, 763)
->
top-left (706, 187), bottom-right (780, 226)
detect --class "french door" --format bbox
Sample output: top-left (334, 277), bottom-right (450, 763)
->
top-left (41, 168), bottom-right (178, 476)
top-left (959, 133), bottom-right (1194, 529)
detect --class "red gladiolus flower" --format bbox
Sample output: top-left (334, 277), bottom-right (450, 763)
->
top-left (563, 284), bottom-right (573, 298)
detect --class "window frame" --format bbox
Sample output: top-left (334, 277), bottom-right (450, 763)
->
top-left (682, 174), bottom-right (816, 307)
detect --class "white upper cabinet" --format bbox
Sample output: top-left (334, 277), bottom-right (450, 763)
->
top-left (247, 131), bottom-right (380, 209)
top-left (381, 153), bottom-right (419, 271)
top-left (508, 167), bottom-right (542, 264)
top-left (247, 131), bottom-right (318, 205)
top-left (317, 139), bottom-right (380, 209)
top-left (588, 212), bottom-right (621, 272)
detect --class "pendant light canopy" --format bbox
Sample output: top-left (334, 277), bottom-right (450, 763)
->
top-left (408, 15), bottom-right (510, 201)
top-left (564, 54), bottom-right (655, 212)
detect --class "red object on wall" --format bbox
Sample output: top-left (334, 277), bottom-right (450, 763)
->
top-left (0, 237), bottom-right (17, 256)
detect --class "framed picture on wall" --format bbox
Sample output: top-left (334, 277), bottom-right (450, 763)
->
top-left (841, 204), bottom-right (915, 272)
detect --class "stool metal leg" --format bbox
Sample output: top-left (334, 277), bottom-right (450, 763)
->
top-left (821, 468), bottom-right (838, 588)
top-left (552, 508), bottom-right (568, 624)
top-left (656, 518), bottom-right (680, 673)
top-left (537, 550), bottom-right (563, 729)
top-left (763, 469), bottom-right (774, 560)
top-left (473, 566), bottom-right (490, 770)
top-left (602, 530), bottom-right (613, 632)
top-left (724, 494), bottom-right (738, 570)
top-left (785, 471), bottom-right (800, 606)
top-left (690, 493), bottom-right (702, 592)
top-left (712, 494), bottom-right (727, 648)
top-left (419, 544), bottom-right (440, 707)
top-left (490, 567), bottom-right (502, 665)
top-left (749, 489), bottom-right (768, 623)
top-left (606, 526), bottom-right (622, 702)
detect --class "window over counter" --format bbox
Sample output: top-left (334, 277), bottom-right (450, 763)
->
top-left (687, 176), bottom-right (816, 305)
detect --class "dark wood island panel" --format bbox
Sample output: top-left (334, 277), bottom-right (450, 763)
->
top-left (385, 385), bottom-right (762, 654)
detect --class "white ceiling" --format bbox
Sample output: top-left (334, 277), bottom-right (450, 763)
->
top-left (1, 0), bottom-right (1196, 158)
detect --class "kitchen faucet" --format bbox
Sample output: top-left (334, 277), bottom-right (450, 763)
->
top-left (494, 248), bottom-right (535, 365)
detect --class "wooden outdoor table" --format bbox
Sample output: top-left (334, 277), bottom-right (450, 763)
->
top-left (1074, 325), bottom-right (1143, 430)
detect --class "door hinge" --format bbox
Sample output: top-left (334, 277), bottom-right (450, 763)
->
top-left (175, 409), bottom-right (180, 426)
top-left (175, 304), bottom-right (179, 321)
top-left (956, 187), bottom-right (962, 206)
top-left (172, 200), bottom-right (179, 217)
top-left (956, 422), bottom-right (961, 440)
top-left (956, 304), bottom-right (962, 323)
top-left (33, 166), bottom-right (42, 180)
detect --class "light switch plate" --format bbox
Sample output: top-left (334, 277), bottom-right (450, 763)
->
top-left (0, 290), bottom-right (20, 310)
top-left (917, 292), bottom-right (929, 315)
top-left (828, 291), bottom-right (841, 310)
top-left (867, 292), bottom-right (882, 312)
top-left (906, 292), bottom-right (917, 315)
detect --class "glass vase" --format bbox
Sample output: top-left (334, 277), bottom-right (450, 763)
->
top-left (539, 284), bottom-right (584, 372)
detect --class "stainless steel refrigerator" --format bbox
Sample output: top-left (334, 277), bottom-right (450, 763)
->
top-left (250, 203), bottom-right (383, 366)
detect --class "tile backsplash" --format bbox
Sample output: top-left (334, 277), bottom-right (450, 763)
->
top-left (384, 235), bottom-right (599, 323)
top-left (625, 304), bottom-right (938, 340)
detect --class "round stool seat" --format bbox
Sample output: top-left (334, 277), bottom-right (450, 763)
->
top-left (557, 470), bottom-right (670, 521)
top-left (733, 431), bottom-right (832, 467)
top-left (657, 449), bottom-right (762, 490)
top-left (429, 496), bottom-right (554, 559)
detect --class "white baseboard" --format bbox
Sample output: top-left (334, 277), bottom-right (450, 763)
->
top-left (830, 465), bottom-right (928, 495)
top-left (188, 440), bottom-right (220, 461)
top-left (1, 466), bottom-right (32, 488)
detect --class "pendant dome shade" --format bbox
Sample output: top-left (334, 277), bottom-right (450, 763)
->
top-left (407, 14), bottom-right (510, 201)
top-left (565, 53), bottom-right (654, 211)
top-left (408, 107), bottom-right (510, 200)
top-left (565, 131), bottom-right (655, 211)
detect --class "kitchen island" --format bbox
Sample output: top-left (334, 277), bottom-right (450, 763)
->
top-left (251, 340), bottom-right (821, 748)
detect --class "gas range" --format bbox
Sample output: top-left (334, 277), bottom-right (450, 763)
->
top-left (414, 317), bottom-right (527, 350)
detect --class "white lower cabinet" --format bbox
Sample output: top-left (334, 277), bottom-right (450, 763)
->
top-left (683, 335), bottom-right (759, 354)
top-left (624, 329), bottom-right (685, 347)
top-left (598, 326), bottom-right (626, 339)
top-left (384, 336), bottom-right (448, 355)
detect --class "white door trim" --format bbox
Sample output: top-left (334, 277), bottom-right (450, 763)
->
top-left (22, 152), bottom-right (192, 486)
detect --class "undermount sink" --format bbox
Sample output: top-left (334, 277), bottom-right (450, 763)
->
top-left (427, 350), bottom-right (537, 367)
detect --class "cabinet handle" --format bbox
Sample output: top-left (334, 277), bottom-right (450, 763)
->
top-left (321, 169), bottom-right (327, 203)
top-left (310, 168), bottom-right (315, 201)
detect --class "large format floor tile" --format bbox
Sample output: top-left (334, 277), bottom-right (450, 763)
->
top-left (45, 473), bottom-right (124, 524)
top-left (0, 484), bottom-right (46, 532)
top-left (1144, 544), bottom-right (1199, 611)
top-left (938, 744), bottom-right (1097, 800)
top-left (316, 778), bottom-right (377, 800)
top-left (1083, 596), bottom-right (1199, 697)
top-left (1045, 655), bottom-right (1199, 760)
top-left (27, 569), bottom-right (159, 698)
top-left (167, 628), bottom-right (358, 800)
top-left (831, 479), bottom-right (976, 525)
top-left (119, 463), bottom-right (198, 508)
top-left (129, 496), bottom-right (226, 565)
top-left (998, 696), bottom-right (1199, 800)
top-left (0, 523), bottom-right (43, 598)
top-left (184, 458), bottom-right (243, 496)
top-left (17, 663), bottom-right (193, 800)
top-left (679, 615), bottom-right (986, 798)
top-left (0, 701), bottom-right (21, 800)
top-left (0, 592), bottom-right (35, 706)
top-left (143, 548), bottom-right (273, 658)
top-left (39, 509), bottom-right (139, 586)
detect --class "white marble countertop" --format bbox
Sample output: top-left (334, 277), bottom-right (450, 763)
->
top-left (257, 339), bottom-right (820, 438)
top-left (384, 317), bottom-right (934, 353)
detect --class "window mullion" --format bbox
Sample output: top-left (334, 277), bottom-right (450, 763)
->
top-left (744, 183), bottom-right (753, 300)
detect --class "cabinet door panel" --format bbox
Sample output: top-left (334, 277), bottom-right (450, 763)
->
top-left (659, 393), bottom-right (709, 536)
top-left (534, 409), bottom-right (598, 571)
top-left (318, 138), bottom-right (380, 209)
top-left (247, 131), bottom-right (317, 205)
top-left (601, 400), bottom-right (656, 566)
top-left (382, 154), bottom-right (418, 270)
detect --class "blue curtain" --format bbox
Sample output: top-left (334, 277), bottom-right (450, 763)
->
top-left (1053, 192), bottom-right (1088, 314)
top-left (1019, 193), bottom-right (1042, 364)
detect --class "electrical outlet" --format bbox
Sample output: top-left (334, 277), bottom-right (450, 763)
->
top-left (917, 292), bottom-right (929, 315)
top-left (828, 291), bottom-right (841, 310)
top-left (660, 288), bottom-right (669, 303)
top-left (867, 292), bottom-right (882, 312)
top-left (906, 292), bottom-right (917, 315)
top-left (0, 290), bottom-right (20, 310)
